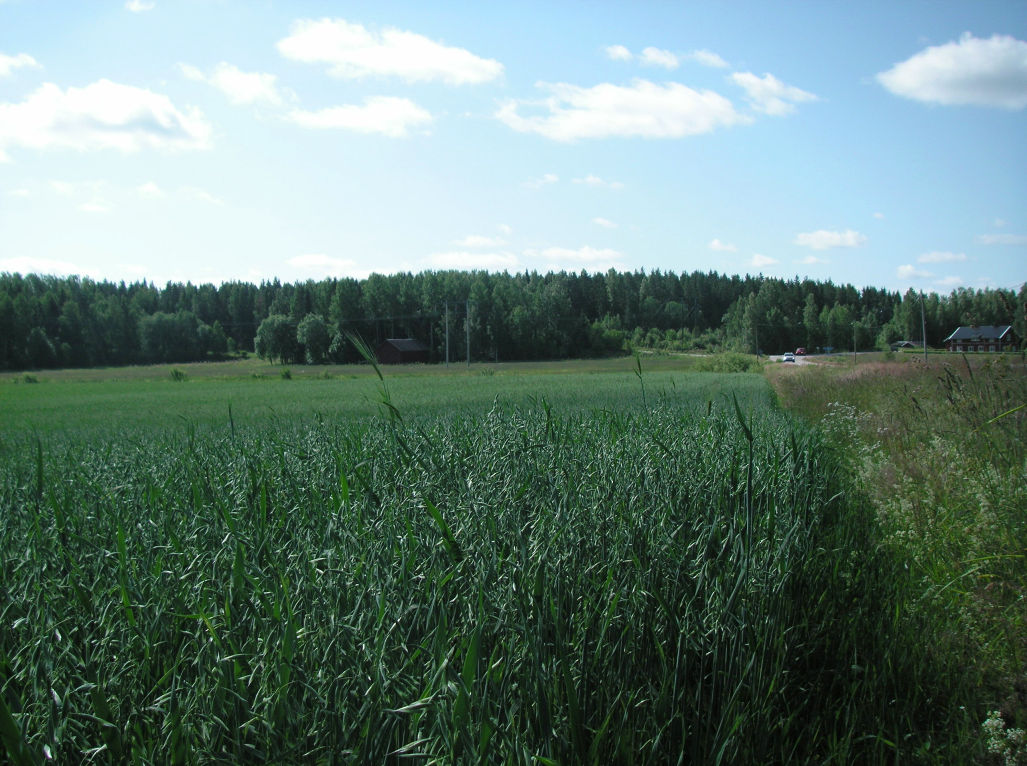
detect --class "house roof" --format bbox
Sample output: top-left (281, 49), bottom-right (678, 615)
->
top-left (380, 338), bottom-right (428, 352)
top-left (943, 325), bottom-right (1013, 342)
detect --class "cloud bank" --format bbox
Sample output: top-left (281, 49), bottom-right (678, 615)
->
top-left (0, 79), bottom-right (211, 161)
top-left (878, 33), bottom-right (1027, 109)
top-left (287, 96), bottom-right (431, 137)
top-left (277, 18), bottom-right (503, 85)
top-left (0, 52), bottom-right (40, 78)
top-left (497, 79), bottom-right (748, 141)
top-left (180, 62), bottom-right (285, 106)
top-left (794, 229), bottom-right (866, 250)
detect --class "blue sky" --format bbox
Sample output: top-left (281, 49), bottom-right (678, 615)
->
top-left (1, 1), bottom-right (1024, 295)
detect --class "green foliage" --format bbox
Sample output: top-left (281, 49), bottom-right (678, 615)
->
top-left (0, 371), bottom-right (975, 762)
top-left (0, 270), bottom-right (1019, 372)
top-left (169, 368), bottom-right (187, 382)
top-left (694, 352), bottom-right (762, 373)
top-left (771, 356), bottom-right (1027, 758)
top-left (296, 313), bottom-right (330, 364)
top-left (25, 326), bottom-right (57, 368)
top-left (138, 310), bottom-right (204, 363)
top-left (254, 314), bottom-right (297, 365)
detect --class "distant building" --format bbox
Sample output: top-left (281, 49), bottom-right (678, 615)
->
top-left (375, 338), bottom-right (430, 364)
top-left (943, 325), bottom-right (1018, 353)
top-left (890, 340), bottom-right (920, 351)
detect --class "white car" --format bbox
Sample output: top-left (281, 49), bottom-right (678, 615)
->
top-left (783, 352), bottom-right (795, 362)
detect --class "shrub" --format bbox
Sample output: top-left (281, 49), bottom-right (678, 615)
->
top-left (694, 352), bottom-right (762, 373)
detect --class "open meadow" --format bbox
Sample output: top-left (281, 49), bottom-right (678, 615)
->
top-left (0, 356), bottom-right (1015, 763)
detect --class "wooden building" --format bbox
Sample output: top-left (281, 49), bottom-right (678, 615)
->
top-left (375, 338), bottom-right (430, 364)
top-left (943, 325), bottom-right (1018, 353)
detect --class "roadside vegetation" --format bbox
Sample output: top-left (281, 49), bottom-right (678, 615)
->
top-left (0, 356), bottom-right (995, 763)
top-left (769, 354), bottom-right (1027, 764)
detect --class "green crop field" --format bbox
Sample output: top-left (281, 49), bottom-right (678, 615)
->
top-left (0, 361), bottom-right (984, 763)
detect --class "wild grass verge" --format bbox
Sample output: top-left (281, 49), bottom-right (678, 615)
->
top-left (769, 355), bottom-right (1027, 764)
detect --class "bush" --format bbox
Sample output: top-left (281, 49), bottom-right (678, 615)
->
top-left (694, 352), bottom-right (762, 373)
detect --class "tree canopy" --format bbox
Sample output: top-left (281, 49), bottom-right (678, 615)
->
top-left (0, 270), bottom-right (1022, 370)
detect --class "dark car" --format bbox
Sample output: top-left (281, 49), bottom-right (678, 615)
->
top-left (795, 347), bottom-right (807, 356)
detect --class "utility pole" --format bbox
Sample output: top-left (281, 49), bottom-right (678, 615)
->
top-left (920, 291), bottom-right (928, 363)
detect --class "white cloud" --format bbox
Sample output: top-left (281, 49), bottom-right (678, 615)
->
top-left (497, 223), bottom-right (512, 236)
top-left (731, 72), bottom-right (817, 116)
top-left (125, 0), bottom-right (155, 11)
top-left (40, 178), bottom-right (116, 212)
top-left (709, 238), bottom-right (737, 252)
top-left (592, 217), bottom-right (617, 228)
top-left (287, 253), bottom-right (370, 279)
top-left (800, 255), bottom-right (827, 264)
top-left (182, 186), bottom-right (223, 205)
top-left (136, 181), bottom-right (164, 198)
top-left (453, 234), bottom-right (507, 248)
top-left (794, 229), bottom-right (867, 250)
top-left (935, 275), bottom-right (964, 288)
top-left (522, 172), bottom-right (559, 188)
top-left (0, 256), bottom-right (96, 277)
top-left (8, 188), bottom-right (31, 197)
top-left (287, 97), bottom-right (431, 137)
top-left (426, 251), bottom-right (519, 271)
top-left (993, 218), bottom-right (1007, 227)
top-left (687, 49), bottom-right (729, 69)
top-left (877, 33), bottom-right (1027, 109)
top-left (48, 179), bottom-right (109, 200)
top-left (0, 79), bottom-right (211, 161)
top-left (640, 47), bottom-right (679, 69)
top-left (977, 233), bottom-right (1027, 245)
top-left (497, 79), bottom-right (749, 141)
top-left (525, 245), bottom-right (626, 272)
top-left (605, 46), bottom-right (727, 69)
top-left (751, 253), bottom-right (778, 268)
top-left (605, 45), bottom-right (633, 62)
top-left (277, 18), bottom-right (503, 85)
top-left (180, 62), bottom-right (284, 106)
top-left (897, 264), bottom-right (933, 279)
top-left (873, 211), bottom-right (885, 219)
top-left (0, 53), bottom-right (40, 78)
top-left (918, 251), bottom-right (966, 263)
top-left (572, 174), bottom-right (624, 189)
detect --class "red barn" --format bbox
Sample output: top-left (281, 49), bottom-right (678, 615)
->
top-left (375, 338), bottom-right (430, 364)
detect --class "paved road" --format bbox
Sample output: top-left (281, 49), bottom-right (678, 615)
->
top-left (767, 353), bottom-right (816, 365)
top-left (767, 351), bottom-right (878, 365)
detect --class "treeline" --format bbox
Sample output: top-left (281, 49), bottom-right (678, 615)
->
top-left (0, 269), bottom-right (1023, 370)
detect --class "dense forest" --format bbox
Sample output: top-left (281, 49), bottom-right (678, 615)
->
top-left (0, 269), bottom-right (1023, 370)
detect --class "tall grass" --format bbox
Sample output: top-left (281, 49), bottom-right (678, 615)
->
top-left (770, 355), bottom-right (1027, 763)
top-left (0, 375), bottom-right (971, 762)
